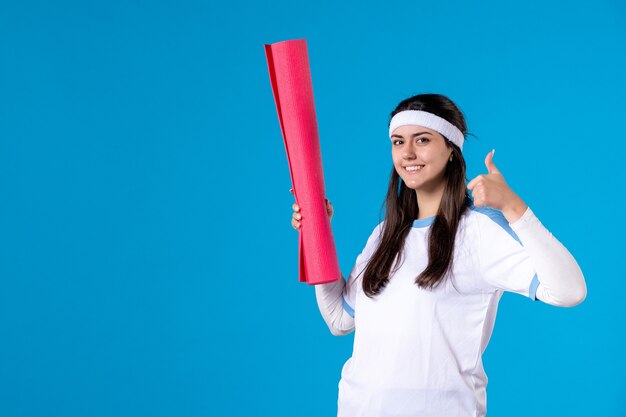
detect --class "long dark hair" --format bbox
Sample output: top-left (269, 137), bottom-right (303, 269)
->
top-left (362, 93), bottom-right (476, 297)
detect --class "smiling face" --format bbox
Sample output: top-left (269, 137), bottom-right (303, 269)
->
top-left (390, 124), bottom-right (453, 193)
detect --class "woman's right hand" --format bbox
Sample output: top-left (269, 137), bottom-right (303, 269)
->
top-left (290, 188), bottom-right (333, 231)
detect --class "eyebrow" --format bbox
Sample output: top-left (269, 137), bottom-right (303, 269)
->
top-left (390, 131), bottom-right (433, 140)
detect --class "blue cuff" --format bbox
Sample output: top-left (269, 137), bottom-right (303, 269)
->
top-left (529, 273), bottom-right (540, 301)
top-left (342, 294), bottom-right (355, 318)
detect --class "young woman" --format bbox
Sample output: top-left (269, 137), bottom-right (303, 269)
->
top-left (289, 93), bottom-right (587, 417)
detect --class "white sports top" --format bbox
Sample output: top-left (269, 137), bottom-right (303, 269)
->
top-left (315, 202), bottom-right (586, 417)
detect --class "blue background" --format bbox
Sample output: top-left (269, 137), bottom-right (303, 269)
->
top-left (1, 0), bottom-right (624, 416)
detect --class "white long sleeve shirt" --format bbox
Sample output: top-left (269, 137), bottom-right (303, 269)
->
top-left (314, 203), bottom-right (587, 417)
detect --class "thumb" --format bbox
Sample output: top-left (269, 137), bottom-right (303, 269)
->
top-left (485, 149), bottom-right (500, 175)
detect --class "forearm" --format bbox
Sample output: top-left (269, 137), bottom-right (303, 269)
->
top-left (314, 275), bottom-right (355, 336)
top-left (508, 206), bottom-right (587, 307)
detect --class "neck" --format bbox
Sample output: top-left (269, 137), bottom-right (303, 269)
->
top-left (415, 181), bottom-right (446, 219)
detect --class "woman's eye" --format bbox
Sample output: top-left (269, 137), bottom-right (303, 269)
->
top-left (392, 138), bottom-right (429, 145)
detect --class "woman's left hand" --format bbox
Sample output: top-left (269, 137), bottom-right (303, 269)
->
top-left (467, 150), bottom-right (527, 221)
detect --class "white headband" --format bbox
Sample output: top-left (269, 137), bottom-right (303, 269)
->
top-left (389, 110), bottom-right (465, 151)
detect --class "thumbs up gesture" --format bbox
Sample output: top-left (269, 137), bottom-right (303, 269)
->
top-left (467, 149), bottom-right (525, 216)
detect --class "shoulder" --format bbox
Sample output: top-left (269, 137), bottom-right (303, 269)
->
top-left (466, 203), bottom-right (522, 244)
top-left (373, 220), bottom-right (385, 235)
top-left (358, 220), bottom-right (385, 256)
top-left (367, 220), bottom-right (385, 244)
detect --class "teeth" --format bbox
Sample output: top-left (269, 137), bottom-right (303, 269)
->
top-left (405, 165), bottom-right (424, 171)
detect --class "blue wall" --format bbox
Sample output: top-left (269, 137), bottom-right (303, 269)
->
top-left (1, 0), bottom-right (624, 416)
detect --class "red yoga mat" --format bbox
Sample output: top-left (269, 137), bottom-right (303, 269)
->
top-left (264, 38), bottom-right (341, 286)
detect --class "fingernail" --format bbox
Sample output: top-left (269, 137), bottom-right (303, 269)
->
top-left (492, 149), bottom-right (495, 157)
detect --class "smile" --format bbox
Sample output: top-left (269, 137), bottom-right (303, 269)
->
top-left (404, 165), bottom-right (425, 173)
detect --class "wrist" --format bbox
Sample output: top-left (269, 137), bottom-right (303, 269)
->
top-left (502, 195), bottom-right (528, 224)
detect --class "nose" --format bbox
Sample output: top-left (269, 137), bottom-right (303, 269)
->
top-left (402, 149), bottom-right (416, 159)
top-left (400, 140), bottom-right (417, 159)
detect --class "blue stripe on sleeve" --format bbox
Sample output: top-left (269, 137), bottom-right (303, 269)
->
top-left (529, 273), bottom-right (540, 301)
top-left (342, 294), bottom-right (355, 318)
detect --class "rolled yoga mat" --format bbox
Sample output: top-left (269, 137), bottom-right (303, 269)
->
top-left (264, 38), bottom-right (341, 285)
